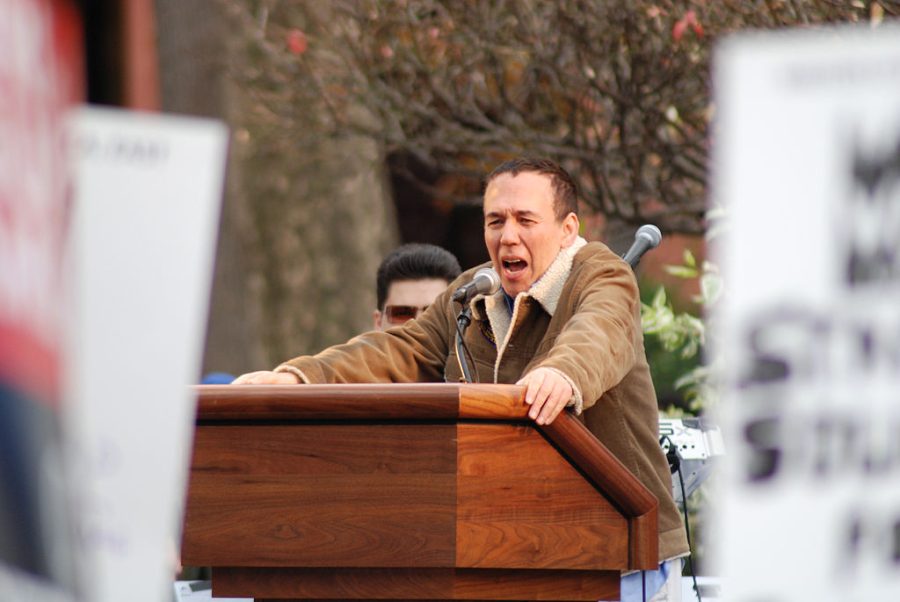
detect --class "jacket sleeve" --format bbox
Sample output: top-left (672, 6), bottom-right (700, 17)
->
top-left (275, 286), bottom-right (455, 384)
top-left (531, 254), bottom-right (642, 411)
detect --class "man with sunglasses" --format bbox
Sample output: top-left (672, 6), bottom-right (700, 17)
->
top-left (372, 243), bottom-right (461, 332)
top-left (233, 157), bottom-right (688, 600)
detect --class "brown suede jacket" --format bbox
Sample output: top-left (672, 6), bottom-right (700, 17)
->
top-left (276, 238), bottom-right (689, 562)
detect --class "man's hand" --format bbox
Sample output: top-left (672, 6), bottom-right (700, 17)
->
top-left (516, 367), bottom-right (573, 425)
top-left (231, 370), bottom-right (300, 385)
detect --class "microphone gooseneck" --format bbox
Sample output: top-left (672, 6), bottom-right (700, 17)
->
top-left (452, 267), bottom-right (499, 383)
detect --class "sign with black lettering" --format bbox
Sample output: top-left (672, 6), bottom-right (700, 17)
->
top-left (712, 23), bottom-right (900, 602)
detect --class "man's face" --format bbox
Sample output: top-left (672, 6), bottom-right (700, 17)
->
top-left (373, 278), bottom-right (449, 331)
top-left (483, 172), bottom-right (579, 296)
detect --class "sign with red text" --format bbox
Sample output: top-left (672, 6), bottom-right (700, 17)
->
top-left (66, 108), bottom-right (227, 602)
top-left (0, 0), bottom-right (82, 600)
top-left (712, 23), bottom-right (900, 602)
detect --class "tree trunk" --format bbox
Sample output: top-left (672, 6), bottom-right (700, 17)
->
top-left (155, 0), bottom-right (397, 377)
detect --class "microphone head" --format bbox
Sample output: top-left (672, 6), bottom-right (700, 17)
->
top-left (473, 267), bottom-right (501, 296)
top-left (636, 224), bottom-right (662, 248)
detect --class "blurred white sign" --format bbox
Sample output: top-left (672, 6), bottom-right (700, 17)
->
top-left (66, 107), bottom-right (228, 602)
top-left (712, 23), bottom-right (900, 602)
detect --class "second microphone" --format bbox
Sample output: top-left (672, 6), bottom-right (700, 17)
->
top-left (451, 267), bottom-right (501, 304)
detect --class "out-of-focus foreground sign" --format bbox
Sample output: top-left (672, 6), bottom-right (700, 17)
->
top-left (713, 23), bottom-right (900, 602)
top-left (66, 108), bottom-right (228, 602)
top-left (0, 0), bottom-right (83, 600)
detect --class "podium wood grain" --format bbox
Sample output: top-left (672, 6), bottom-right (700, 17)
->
top-left (215, 567), bottom-right (619, 601)
top-left (455, 424), bottom-right (627, 570)
top-left (182, 384), bottom-right (660, 601)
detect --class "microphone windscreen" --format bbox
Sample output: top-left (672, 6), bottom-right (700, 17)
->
top-left (474, 267), bottom-right (501, 295)
top-left (636, 224), bottom-right (662, 247)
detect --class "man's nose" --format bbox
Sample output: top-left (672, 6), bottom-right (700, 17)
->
top-left (499, 222), bottom-right (520, 245)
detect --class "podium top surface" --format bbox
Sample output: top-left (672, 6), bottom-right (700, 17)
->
top-left (193, 383), bottom-right (527, 421)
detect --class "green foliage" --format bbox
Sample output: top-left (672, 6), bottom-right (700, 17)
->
top-left (643, 284), bottom-right (704, 359)
top-left (641, 249), bottom-right (722, 414)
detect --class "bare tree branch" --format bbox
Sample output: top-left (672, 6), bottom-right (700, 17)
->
top-left (220, 0), bottom-right (899, 235)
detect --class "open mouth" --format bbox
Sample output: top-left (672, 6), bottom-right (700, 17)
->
top-left (502, 258), bottom-right (527, 273)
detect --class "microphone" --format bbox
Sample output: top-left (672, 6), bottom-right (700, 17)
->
top-left (452, 267), bottom-right (500, 304)
top-left (622, 224), bottom-right (662, 269)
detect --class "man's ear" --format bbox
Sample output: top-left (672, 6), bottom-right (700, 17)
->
top-left (372, 309), bottom-right (382, 331)
top-left (562, 212), bottom-right (579, 246)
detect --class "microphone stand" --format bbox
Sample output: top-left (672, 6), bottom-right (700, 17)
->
top-left (454, 305), bottom-right (475, 383)
top-left (451, 267), bottom-right (499, 384)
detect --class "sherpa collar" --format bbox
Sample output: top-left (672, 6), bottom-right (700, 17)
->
top-left (474, 236), bottom-right (587, 353)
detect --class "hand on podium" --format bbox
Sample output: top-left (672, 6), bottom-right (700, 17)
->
top-left (231, 370), bottom-right (300, 385)
top-left (517, 367), bottom-right (574, 426)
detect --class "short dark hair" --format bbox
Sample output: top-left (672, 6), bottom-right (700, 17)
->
top-left (485, 157), bottom-right (578, 220)
top-left (376, 243), bottom-right (462, 309)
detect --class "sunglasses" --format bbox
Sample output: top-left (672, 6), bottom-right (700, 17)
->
top-left (383, 304), bottom-right (429, 325)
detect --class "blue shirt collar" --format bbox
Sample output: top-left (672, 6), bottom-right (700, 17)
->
top-left (502, 290), bottom-right (516, 314)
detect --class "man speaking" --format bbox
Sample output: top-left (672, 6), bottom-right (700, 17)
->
top-left (234, 157), bottom-right (689, 601)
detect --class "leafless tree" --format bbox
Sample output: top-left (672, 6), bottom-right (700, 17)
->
top-left (223, 0), bottom-right (898, 235)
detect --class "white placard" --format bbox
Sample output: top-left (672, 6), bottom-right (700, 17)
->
top-left (712, 24), bottom-right (900, 602)
top-left (65, 107), bottom-right (228, 602)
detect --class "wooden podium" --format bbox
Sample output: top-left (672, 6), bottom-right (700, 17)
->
top-left (181, 384), bottom-right (659, 601)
